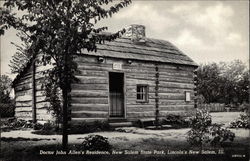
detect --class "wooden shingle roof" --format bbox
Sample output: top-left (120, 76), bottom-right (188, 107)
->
top-left (81, 36), bottom-right (198, 67)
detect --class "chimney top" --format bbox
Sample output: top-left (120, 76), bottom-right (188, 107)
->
top-left (125, 24), bottom-right (146, 43)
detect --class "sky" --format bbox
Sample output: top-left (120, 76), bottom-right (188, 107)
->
top-left (1, 0), bottom-right (249, 79)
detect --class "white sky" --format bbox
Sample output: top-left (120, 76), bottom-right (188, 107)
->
top-left (1, 0), bottom-right (249, 79)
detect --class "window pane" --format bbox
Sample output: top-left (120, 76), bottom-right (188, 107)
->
top-left (136, 85), bottom-right (148, 101)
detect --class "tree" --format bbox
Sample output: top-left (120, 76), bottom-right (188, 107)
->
top-left (219, 60), bottom-right (249, 104)
top-left (1, 0), bottom-right (131, 149)
top-left (196, 63), bottom-right (222, 103)
top-left (9, 32), bottom-right (32, 74)
top-left (196, 60), bottom-right (249, 105)
top-left (0, 75), bottom-right (12, 103)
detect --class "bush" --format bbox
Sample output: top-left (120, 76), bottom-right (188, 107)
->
top-left (81, 135), bottom-right (112, 151)
top-left (1, 119), bottom-right (33, 130)
top-left (32, 121), bottom-right (61, 135)
top-left (161, 114), bottom-right (189, 128)
top-left (187, 108), bottom-right (235, 147)
top-left (0, 103), bottom-right (15, 118)
top-left (229, 113), bottom-right (250, 128)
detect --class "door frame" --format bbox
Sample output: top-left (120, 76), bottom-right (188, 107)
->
top-left (108, 71), bottom-right (126, 119)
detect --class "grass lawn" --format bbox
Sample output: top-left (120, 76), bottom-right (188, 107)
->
top-left (1, 112), bottom-right (249, 161)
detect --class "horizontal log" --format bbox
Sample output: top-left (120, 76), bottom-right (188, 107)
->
top-left (159, 110), bottom-right (195, 117)
top-left (70, 118), bottom-right (108, 124)
top-left (127, 111), bottom-right (155, 118)
top-left (15, 89), bottom-right (33, 97)
top-left (126, 105), bottom-right (155, 112)
top-left (159, 77), bottom-right (193, 84)
top-left (15, 107), bottom-right (32, 112)
top-left (15, 77), bottom-right (32, 87)
top-left (126, 79), bottom-right (155, 86)
top-left (15, 83), bottom-right (32, 92)
top-left (15, 111), bottom-right (32, 117)
top-left (16, 100), bottom-right (32, 107)
top-left (158, 88), bottom-right (193, 93)
top-left (72, 84), bottom-right (108, 90)
top-left (159, 71), bottom-right (193, 78)
top-left (76, 70), bottom-right (107, 77)
top-left (75, 76), bottom-right (108, 84)
top-left (36, 102), bottom-right (50, 109)
top-left (16, 95), bottom-right (32, 102)
top-left (36, 114), bottom-right (54, 121)
top-left (160, 104), bottom-right (194, 111)
top-left (71, 103), bottom-right (108, 111)
top-left (71, 111), bottom-right (108, 118)
top-left (159, 100), bottom-right (194, 105)
top-left (71, 90), bottom-right (108, 98)
top-left (77, 63), bottom-right (112, 70)
top-left (71, 97), bottom-right (108, 104)
top-left (158, 94), bottom-right (186, 100)
top-left (36, 64), bottom-right (53, 73)
top-left (126, 74), bottom-right (156, 81)
top-left (159, 82), bottom-right (194, 89)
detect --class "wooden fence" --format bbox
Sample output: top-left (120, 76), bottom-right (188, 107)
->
top-left (199, 103), bottom-right (225, 112)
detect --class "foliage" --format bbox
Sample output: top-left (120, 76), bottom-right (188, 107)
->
top-left (161, 114), bottom-right (189, 128)
top-left (209, 124), bottom-right (235, 147)
top-left (81, 135), bottom-right (112, 151)
top-left (9, 32), bottom-right (32, 74)
top-left (70, 120), bottom-right (111, 134)
top-left (0, 75), bottom-right (15, 117)
top-left (32, 121), bottom-right (61, 135)
top-left (1, 1), bottom-right (131, 139)
top-left (0, 75), bottom-right (12, 103)
top-left (197, 60), bottom-right (249, 104)
top-left (1, 119), bottom-right (33, 131)
top-left (229, 113), bottom-right (250, 129)
top-left (43, 73), bottom-right (62, 124)
top-left (187, 108), bottom-right (235, 147)
top-left (0, 102), bottom-right (15, 118)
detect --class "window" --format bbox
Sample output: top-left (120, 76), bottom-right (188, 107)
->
top-left (136, 85), bottom-right (148, 102)
top-left (185, 91), bottom-right (191, 102)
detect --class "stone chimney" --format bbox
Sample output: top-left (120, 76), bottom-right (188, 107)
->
top-left (125, 24), bottom-right (146, 43)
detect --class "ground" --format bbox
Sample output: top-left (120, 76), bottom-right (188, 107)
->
top-left (1, 112), bottom-right (249, 161)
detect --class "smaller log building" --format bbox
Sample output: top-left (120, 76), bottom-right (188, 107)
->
top-left (12, 24), bottom-right (198, 125)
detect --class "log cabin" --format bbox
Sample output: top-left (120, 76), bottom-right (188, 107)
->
top-left (12, 24), bottom-right (198, 126)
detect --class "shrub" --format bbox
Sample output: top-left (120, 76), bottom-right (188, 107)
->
top-left (209, 124), bottom-right (235, 146)
top-left (0, 102), bottom-right (15, 118)
top-left (187, 108), bottom-right (235, 147)
top-left (161, 114), bottom-right (189, 128)
top-left (229, 113), bottom-right (250, 128)
top-left (33, 122), bottom-right (43, 130)
top-left (32, 121), bottom-right (61, 135)
top-left (81, 135), bottom-right (112, 151)
top-left (1, 119), bottom-right (33, 131)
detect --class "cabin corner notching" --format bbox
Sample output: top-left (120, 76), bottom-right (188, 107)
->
top-left (12, 24), bottom-right (198, 125)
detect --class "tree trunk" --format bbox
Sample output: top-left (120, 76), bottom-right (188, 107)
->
top-left (62, 87), bottom-right (68, 150)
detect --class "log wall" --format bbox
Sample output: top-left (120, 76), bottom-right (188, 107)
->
top-left (70, 55), bottom-right (196, 124)
top-left (14, 54), bottom-right (196, 124)
top-left (14, 60), bottom-right (54, 122)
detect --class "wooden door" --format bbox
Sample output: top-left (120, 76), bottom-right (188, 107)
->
top-left (109, 72), bottom-right (124, 117)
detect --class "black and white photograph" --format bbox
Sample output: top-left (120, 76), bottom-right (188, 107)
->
top-left (0, 0), bottom-right (249, 161)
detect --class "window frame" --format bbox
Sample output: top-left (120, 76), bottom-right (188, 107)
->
top-left (136, 84), bottom-right (149, 103)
